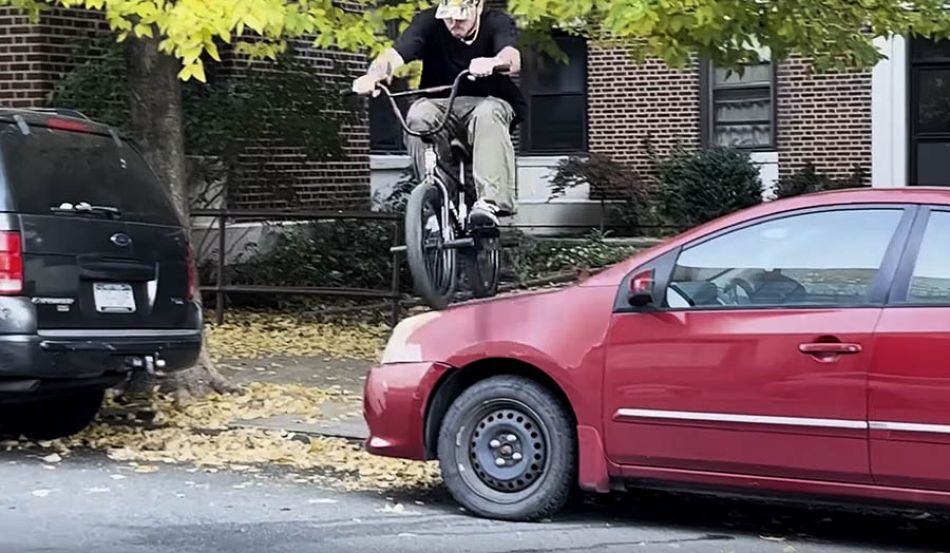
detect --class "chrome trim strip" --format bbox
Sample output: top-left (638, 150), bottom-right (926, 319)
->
top-left (615, 408), bottom-right (867, 430)
top-left (38, 329), bottom-right (199, 338)
top-left (869, 421), bottom-right (950, 435)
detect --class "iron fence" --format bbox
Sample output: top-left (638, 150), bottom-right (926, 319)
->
top-left (191, 209), bottom-right (404, 326)
top-left (191, 208), bottom-right (677, 326)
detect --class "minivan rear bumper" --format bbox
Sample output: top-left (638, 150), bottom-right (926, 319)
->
top-left (0, 328), bottom-right (201, 386)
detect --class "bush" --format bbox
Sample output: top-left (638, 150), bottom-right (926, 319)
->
top-left (773, 161), bottom-right (869, 199)
top-left (652, 144), bottom-right (764, 228)
top-left (505, 229), bottom-right (641, 282)
top-left (549, 153), bottom-right (654, 235)
top-left (214, 219), bottom-right (409, 310)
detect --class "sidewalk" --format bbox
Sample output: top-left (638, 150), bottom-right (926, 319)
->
top-left (215, 355), bottom-right (373, 441)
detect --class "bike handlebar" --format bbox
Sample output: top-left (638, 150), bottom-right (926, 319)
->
top-left (345, 65), bottom-right (510, 139)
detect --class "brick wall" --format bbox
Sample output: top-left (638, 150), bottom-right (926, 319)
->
top-left (216, 39), bottom-right (370, 210)
top-left (776, 58), bottom-right (872, 182)
top-left (586, 46), bottom-right (700, 197)
top-left (0, 7), bottom-right (109, 108)
top-left (0, 7), bottom-right (371, 211)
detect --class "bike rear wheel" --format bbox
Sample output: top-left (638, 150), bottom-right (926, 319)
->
top-left (405, 181), bottom-right (457, 310)
top-left (465, 233), bottom-right (501, 298)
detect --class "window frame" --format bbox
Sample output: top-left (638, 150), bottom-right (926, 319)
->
top-left (517, 33), bottom-right (589, 155)
top-left (907, 37), bottom-right (950, 186)
top-left (613, 204), bottom-right (919, 314)
top-left (888, 205), bottom-right (950, 307)
top-left (699, 58), bottom-right (778, 151)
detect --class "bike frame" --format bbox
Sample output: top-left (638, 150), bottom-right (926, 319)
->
top-left (375, 70), bottom-right (478, 241)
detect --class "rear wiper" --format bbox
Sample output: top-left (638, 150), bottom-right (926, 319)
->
top-left (50, 202), bottom-right (121, 219)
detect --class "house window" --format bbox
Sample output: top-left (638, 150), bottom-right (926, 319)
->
top-left (519, 35), bottom-right (588, 154)
top-left (701, 57), bottom-right (775, 149)
top-left (909, 37), bottom-right (950, 186)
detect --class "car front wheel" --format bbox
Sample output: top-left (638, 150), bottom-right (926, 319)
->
top-left (437, 375), bottom-right (576, 521)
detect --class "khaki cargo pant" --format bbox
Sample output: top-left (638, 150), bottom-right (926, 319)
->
top-left (403, 96), bottom-right (517, 215)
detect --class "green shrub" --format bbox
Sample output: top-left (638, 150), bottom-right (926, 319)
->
top-left (773, 161), bottom-right (869, 199)
top-left (216, 219), bottom-right (409, 309)
top-left (505, 229), bottom-right (641, 282)
top-left (548, 153), bottom-right (654, 235)
top-left (651, 144), bottom-right (764, 228)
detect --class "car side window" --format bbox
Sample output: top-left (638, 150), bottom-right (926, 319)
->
top-left (908, 211), bottom-right (950, 304)
top-left (665, 209), bottom-right (905, 309)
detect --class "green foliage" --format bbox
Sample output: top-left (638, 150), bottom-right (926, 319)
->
top-left (549, 153), bottom-right (654, 235)
top-left (48, 35), bottom-right (129, 130)
top-left (218, 219), bottom-right (408, 309)
top-left (773, 161), bottom-right (869, 199)
top-left (651, 143), bottom-right (764, 228)
top-left (506, 229), bottom-right (641, 282)
top-left (6, 0), bottom-right (950, 82)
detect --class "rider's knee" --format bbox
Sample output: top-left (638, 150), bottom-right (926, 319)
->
top-left (471, 97), bottom-right (511, 126)
top-left (406, 99), bottom-right (441, 128)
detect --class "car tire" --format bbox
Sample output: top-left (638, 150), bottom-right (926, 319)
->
top-left (437, 375), bottom-right (576, 521)
top-left (3, 389), bottom-right (104, 440)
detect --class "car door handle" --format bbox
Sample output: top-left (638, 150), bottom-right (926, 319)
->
top-left (799, 343), bottom-right (863, 355)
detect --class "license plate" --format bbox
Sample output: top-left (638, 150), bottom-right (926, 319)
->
top-left (93, 282), bottom-right (136, 313)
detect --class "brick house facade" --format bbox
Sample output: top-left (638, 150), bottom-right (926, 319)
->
top-left (369, 31), bottom-right (949, 232)
top-left (0, 7), bottom-right (944, 230)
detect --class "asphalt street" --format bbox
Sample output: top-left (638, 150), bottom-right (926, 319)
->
top-left (0, 448), bottom-right (946, 553)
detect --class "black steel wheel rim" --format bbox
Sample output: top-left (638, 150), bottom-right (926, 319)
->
top-left (458, 399), bottom-right (550, 500)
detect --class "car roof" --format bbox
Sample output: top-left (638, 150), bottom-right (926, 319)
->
top-left (0, 107), bottom-right (115, 136)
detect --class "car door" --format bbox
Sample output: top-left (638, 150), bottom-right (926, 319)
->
top-left (603, 205), bottom-right (915, 485)
top-left (869, 206), bottom-right (950, 491)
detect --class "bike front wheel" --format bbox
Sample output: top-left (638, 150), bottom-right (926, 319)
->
top-left (405, 181), bottom-right (457, 310)
top-left (465, 233), bottom-right (501, 298)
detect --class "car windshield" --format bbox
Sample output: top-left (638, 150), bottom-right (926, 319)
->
top-left (0, 123), bottom-right (181, 226)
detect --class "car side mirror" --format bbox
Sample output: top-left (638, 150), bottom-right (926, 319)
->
top-left (627, 269), bottom-right (656, 309)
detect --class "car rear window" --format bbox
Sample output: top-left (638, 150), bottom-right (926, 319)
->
top-left (0, 123), bottom-right (181, 226)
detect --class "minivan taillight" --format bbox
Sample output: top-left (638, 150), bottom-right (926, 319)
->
top-left (186, 246), bottom-right (197, 302)
top-left (0, 231), bottom-right (23, 295)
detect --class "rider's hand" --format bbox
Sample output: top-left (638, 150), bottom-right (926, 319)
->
top-left (469, 57), bottom-right (501, 78)
top-left (352, 74), bottom-right (381, 97)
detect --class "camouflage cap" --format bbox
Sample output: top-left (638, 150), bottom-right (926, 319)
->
top-left (435, 0), bottom-right (479, 20)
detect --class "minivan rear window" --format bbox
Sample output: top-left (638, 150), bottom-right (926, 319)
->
top-left (0, 123), bottom-right (181, 226)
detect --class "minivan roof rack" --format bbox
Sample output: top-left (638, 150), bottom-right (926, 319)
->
top-left (26, 108), bottom-right (91, 120)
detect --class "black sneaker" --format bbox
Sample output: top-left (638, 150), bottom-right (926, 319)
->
top-left (469, 199), bottom-right (500, 228)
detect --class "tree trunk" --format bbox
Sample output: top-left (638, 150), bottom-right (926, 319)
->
top-left (123, 35), bottom-right (237, 402)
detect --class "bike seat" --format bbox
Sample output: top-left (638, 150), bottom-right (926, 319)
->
top-left (451, 139), bottom-right (472, 163)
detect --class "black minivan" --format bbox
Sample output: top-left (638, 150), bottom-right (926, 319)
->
top-left (0, 108), bottom-right (202, 439)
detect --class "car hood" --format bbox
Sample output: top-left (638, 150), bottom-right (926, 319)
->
top-left (379, 283), bottom-right (618, 370)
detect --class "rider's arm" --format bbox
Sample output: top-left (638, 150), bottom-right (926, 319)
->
top-left (489, 13), bottom-right (521, 75)
top-left (493, 46), bottom-right (521, 75)
top-left (367, 48), bottom-right (406, 82)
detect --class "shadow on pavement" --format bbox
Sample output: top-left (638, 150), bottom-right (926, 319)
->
top-left (373, 483), bottom-right (950, 551)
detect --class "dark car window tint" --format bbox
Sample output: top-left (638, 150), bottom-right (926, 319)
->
top-left (908, 211), bottom-right (950, 304)
top-left (666, 209), bottom-right (904, 309)
top-left (0, 123), bottom-right (180, 226)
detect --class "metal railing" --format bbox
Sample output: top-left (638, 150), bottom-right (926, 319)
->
top-left (190, 208), bottom-right (677, 327)
top-left (191, 208), bottom-right (404, 326)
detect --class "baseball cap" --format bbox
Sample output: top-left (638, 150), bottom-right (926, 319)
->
top-left (435, 0), bottom-right (479, 20)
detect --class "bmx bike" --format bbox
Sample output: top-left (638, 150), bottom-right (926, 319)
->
top-left (365, 68), bottom-right (509, 310)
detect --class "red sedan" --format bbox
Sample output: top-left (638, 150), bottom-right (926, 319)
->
top-left (363, 187), bottom-right (950, 521)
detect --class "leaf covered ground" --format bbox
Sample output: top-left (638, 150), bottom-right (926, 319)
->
top-left (2, 310), bottom-right (443, 493)
top-left (205, 310), bottom-right (391, 362)
top-left (3, 381), bottom-right (440, 493)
